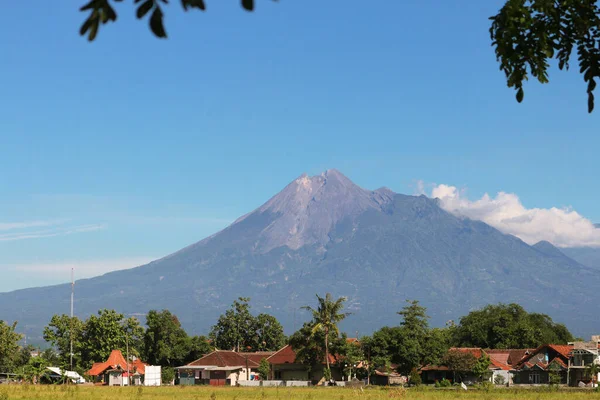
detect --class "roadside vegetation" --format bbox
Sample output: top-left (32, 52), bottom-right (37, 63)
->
top-left (0, 295), bottom-right (576, 385)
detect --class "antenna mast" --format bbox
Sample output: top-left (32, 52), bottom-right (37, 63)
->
top-left (70, 268), bottom-right (74, 372)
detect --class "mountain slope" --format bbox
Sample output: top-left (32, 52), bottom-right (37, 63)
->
top-left (1, 170), bottom-right (598, 341)
top-left (561, 247), bottom-right (600, 271)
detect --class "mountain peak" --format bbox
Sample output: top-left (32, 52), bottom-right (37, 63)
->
top-left (533, 240), bottom-right (569, 259)
top-left (244, 170), bottom-right (394, 252)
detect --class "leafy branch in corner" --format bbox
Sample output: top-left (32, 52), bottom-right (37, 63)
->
top-left (490, 0), bottom-right (600, 112)
top-left (80, 0), bottom-right (276, 41)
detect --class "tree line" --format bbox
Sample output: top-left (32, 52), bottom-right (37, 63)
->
top-left (0, 296), bottom-right (575, 383)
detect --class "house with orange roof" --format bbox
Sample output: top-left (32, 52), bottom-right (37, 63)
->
top-left (87, 350), bottom-right (151, 386)
top-left (512, 344), bottom-right (572, 385)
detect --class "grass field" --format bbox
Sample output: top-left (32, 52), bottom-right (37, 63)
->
top-left (1, 385), bottom-right (599, 400)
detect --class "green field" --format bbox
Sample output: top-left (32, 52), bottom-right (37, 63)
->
top-left (1, 385), bottom-right (599, 400)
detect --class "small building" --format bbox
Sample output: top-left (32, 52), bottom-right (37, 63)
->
top-left (87, 349), bottom-right (151, 386)
top-left (372, 366), bottom-right (406, 386)
top-left (176, 350), bottom-right (259, 386)
top-left (568, 336), bottom-right (600, 387)
top-left (46, 367), bottom-right (86, 384)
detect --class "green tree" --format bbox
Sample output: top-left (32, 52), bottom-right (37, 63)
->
top-left (22, 357), bottom-right (50, 384)
top-left (0, 320), bottom-right (22, 373)
top-left (288, 323), bottom-right (325, 368)
top-left (548, 361), bottom-right (562, 386)
top-left (395, 300), bottom-right (430, 375)
top-left (185, 335), bottom-right (213, 364)
top-left (40, 348), bottom-right (61, 366)
top-left (422, 327), bottom-right (453, 367)
top-left (490, 0), bottom-right (600, 112)
top-left (302, 293), bottom-right (351, 375)
top-left (78, 0), bottom-right (277, 41)
top-left (253, 313), bottom-right (286, 351)
top-left (471, 354), bottom-right (491, 383)
top-left (586, 362), bottom-right (599, 387)
top-left (209, 298), bottom-right (286, 352)
top-left (43, 314), bottom-right (85, 370)
top-left (144, 310), bottom-right (190, 367)
top-left (16, 345), bottom-right (35, 369)
top-left (442, 349), bottom-right (477, 383)
top-left (81, 309), bottom-right (144, 367)
top-left (452, 303), bottom-right (574, 349)
top-left (409, 367), bottom-right (422, 386)
top-left (210, 297), bottom-right (255, 352)
top-left (161, 366), bottom-right (175, 385)
top-left (257, 358), bottom-right (270, 380)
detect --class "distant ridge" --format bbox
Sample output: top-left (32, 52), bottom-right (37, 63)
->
top-left (1, 170), bottom-right (598, 341)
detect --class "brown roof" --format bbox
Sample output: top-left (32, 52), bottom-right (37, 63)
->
top-left (266, 345), bottom-right (297, 365)
top-left (238, 351), bottom-right (276, 364)
top-left (485, 348), bottom-right (535, 367)
top-left (515, 344), bottom-right (573, 371)
top-left (448, 347), bottom-right (484, 358)
top-left (187, 350), bottom-right (260, 368)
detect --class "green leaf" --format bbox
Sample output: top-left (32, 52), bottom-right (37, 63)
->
top-left (79, 17), bottom-right (93, 36)
top-left (137, 0), bottom-right (154, 19)
top-left (149, 6), bottom-right (167, 38)
top-left (241, 0), bottom-right (254, 11)
top-left (588, 92), bottom-right (594, 113)
top-left (516, 87), bottom-right (524, 103)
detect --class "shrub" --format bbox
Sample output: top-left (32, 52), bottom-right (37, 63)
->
top-left (408, 368), bottom-right (421, 386)
top-left (439, 378), bottom-right (452, 388)
top-left (161, 367), bottom-right (175, 385)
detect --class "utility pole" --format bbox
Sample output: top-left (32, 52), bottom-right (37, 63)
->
top-left (70, 268), bottom-right (75, 373)
top-left (126, 332), bottom-right (130, 386)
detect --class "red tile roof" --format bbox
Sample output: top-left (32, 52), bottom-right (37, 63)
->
top-left (485, 348), bottom-right (536, 367)
top-left (448, 347), bottom-right (484, 358)
top-left (548, 344), bottom-right (573, 358)
top-left (488, 357), bottom-right (512, 371)
top-left (238, 352), bottom-right (276, 365)
top-left (266, 345), bottom-right (297, 365)
top-left (515, 344), bottom-right (573, 371)
top-left (87, 350), bottom-right (148, 376)
top-left (187, 350), bottom-right (260, 368)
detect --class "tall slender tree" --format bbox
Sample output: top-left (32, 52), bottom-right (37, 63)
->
top-left (302, 293), bottom-right (351, 374)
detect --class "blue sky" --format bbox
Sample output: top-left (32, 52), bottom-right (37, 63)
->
top-left (1, 1), bottom-right (598, 292)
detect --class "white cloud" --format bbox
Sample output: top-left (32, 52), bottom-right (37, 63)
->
top-left (426, 182), bottom-right (600, 248)
top-left (6, 256), bottom-right (157, 278)
top-left (0, 220), bottom-right (105, 242)
top-left (0, 220), bottom-right (63, 231)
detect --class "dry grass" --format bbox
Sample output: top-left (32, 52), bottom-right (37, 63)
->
top-left (0, 385), bottom-right (598, 400)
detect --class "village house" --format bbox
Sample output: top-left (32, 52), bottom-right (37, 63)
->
top-left (486, 348), bottom-right (535, 384)
top-left (420, 348), bottom-right (512, 385)
top-left (87, 349), bottom-right (151, 386)
top-left (567, 335), bottom-right (600, 387)
top-left (372, 364), bottom-right (406, 386)
top-left (175, 350), bottom-right (260, 386)
top-left (264, 345), bottom-right (309, 381)
top-left (512, 344), bottom-right (572, 385)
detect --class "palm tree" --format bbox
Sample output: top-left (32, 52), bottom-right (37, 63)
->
top-left (586, 362), bottom-right (600, 387)
top-left (302, 293), bottom-right (351, 375)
